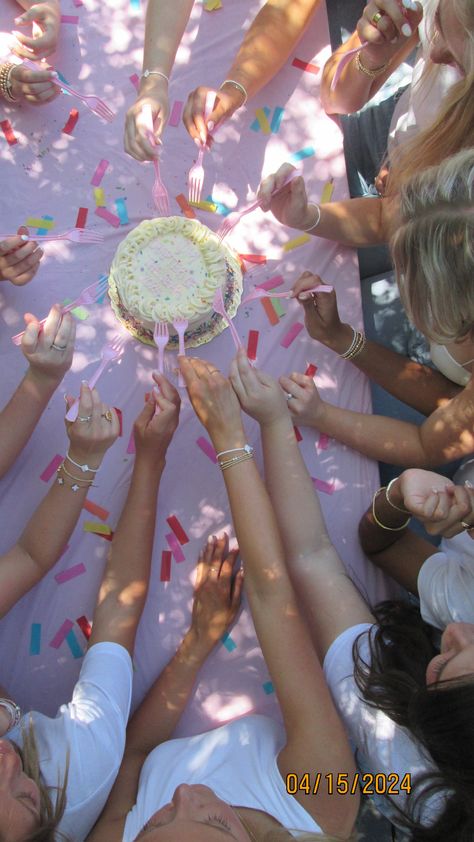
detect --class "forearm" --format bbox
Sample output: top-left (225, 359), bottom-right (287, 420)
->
top-left (308, 196), bottom-right (392, 247)
top-left (142, 0), bottom-right (194, 76)
top-left (223, 0), bottom-right (319, 101)
top-left (0, 370), bottom-right (59, 478)
top-left (16, 0), bottom-right (59, 9)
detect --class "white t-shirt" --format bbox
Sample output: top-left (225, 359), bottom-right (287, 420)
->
top-left (9, 642), bottom-right (133, 841)
top-left (418, 529), bottom-right (474, 630)
top-left (123, 714), bottom-right (322, 841)
top-left (323, 624), bottom-right (447, 829)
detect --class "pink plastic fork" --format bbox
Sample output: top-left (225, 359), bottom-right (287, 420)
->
top-left (22, 59), bottom-right (115, 122)
top-left (65, 334), bottom-right (128, 422)
top-left (172, 318), bottom-right (188, 387)
top-left (188, 92), bottom-right (216, 203)
top-left (242, 283), bottom-right (333, 304)
top-left (141, 104), bottom-right (170, 216)
top-left (216, 168), bottom-right (299, 241)
top-left (212, 289), bottom-right (243, 350)
top-left (153, 321), bottom-right (169, 374)
top-left (21, 228), bottom-right (104, 244)
top-left (11, 276), bottom-right (108, 346)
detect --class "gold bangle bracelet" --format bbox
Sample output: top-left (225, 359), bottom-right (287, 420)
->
top-left (385, 478), bottom-right (411, 514)
top-left (372, 488), bottom-right (411, 531)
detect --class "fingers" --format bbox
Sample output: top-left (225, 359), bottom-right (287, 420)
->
top-left (279, 373), bottom-right (310, 401)
top-left (231, 566), bottom-right (244, 611)
top-left (179, 355), bottom-right (220, 383)
top-left (73, 381), bottom-right (94, 424)
top-left (42, 303), bottom-right (63, 344)
top-left (258, 163), bottom-right (296, 211)
top-left (0, 234), bottom-right (28, 256)
top-left (291, 271), bottom-right (323, 298)
top-left (152, 372), bottom-right (181, 407)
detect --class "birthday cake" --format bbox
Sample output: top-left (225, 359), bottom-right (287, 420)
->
top-left (108, 217), bottom-right (243, 348)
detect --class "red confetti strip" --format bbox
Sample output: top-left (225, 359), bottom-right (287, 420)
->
top-left (1, 120), bottom-right (18, 146)
top-left (239, 254), bottom-right (267, 264)
top-left (261, 297), bottom-right (279, 326)
top-left (76, 616), bottom-right (92, 640)
top-left (293, 426), bottom-right (303, 442)
top-left (166, 515), bottom-right (189, 545)
top-left (83, 499), bottom-right (109, 521)
top-left (62, 108), bottom-right (79, 134)
top-left (176, 193), bottom-right (196, 218)
top-left (160, 550), bottom-right (172, 582)
top-left (292, 57), bottom-right (320, 75)
top-left (317, 433), bottom-right (330, 451)
top-left (75, 207), bottom-right (88, 228)
top-left (312, 477), bottom-right (335, 495)
top-left (247, 329), bottom-right (259, 361)
top-left (305, 363), bottom-right (318, 377)
top-left (114, 407), bottom-right (123, 436)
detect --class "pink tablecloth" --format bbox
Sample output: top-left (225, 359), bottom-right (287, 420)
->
top-left (0, 0), bottom-right (394, 734)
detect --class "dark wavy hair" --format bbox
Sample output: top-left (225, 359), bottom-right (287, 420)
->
top-left (353, 601), bottom-right (474, 841)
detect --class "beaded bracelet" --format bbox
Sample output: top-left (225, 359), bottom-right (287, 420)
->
top-left (0, 63), bottom-right (17, 102)
top-left (372, 488), bottom-right (411, 531)
top-left (0, 698), bottom-right (22, 731)
top-left (218, 453), bottom-right (254, 471)
top-left (340, 327), bottom-right (366, 361)
top-left (219, 79), bottom-right (248, 105)
top-left (355, 51), bottom-right (388, 78)
top-left (56, 463), bottom-right (94, 491)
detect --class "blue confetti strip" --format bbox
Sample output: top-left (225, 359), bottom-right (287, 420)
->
top-left (262, 681), bottom-right (274, 695)
top-left (30, 623), bottom-right (41, 655)
top-left (221, 632), bottom-right (237, 652)
top-left (56, 71), bottom-right (72, 94)
top-left (37, 214), bottom-right (54, 236)
top-left (130, 0), bottom-right (140, 9)
top-left (65, 629), bottom-right (83, 659)
top-left (289, 146), bottom-right (316, 163)
top-left (96, 274), bottom-right (108, 304)
top-left (115, 198), bottom-right (129, 225)
top-left (250, 106), bottom-right (270, 132)
top-left (205, 195), bottom-right (230, 216)
top-left (270, 106), bottom-right (285, 133)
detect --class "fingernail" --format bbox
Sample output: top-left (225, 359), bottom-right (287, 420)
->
top-left (20, 234), bottom-right (28, 242)
top-left (401, 23), bottom-right (412, 36)
top-left (207, 120), bottom-right (214, 131)
top-left (298, 292), bottom-right (312, 300)
top-left (431, 487), bottom-right (440, 493)
top-left (81, 379), bottom-right (88, 385)
top-left (193, 137), bottom-right (200, 147)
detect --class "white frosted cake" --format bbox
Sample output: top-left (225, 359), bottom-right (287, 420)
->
top-left (108, 217), bottom-right (243, 348)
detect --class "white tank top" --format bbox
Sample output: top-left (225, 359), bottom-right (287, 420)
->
top-left (430, 343), bottom-right (474, 387)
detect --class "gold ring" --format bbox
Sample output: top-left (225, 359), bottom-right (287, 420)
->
top-left (51, 342), bottom-right (68, 351)
top-left (210, 566), bottom-right (219, 572)
top-left (101, 409), bottom-right (113, 422)
top-left (371, 11), bottom-right (383, 25)
top-left (461, 521), bottom-right (471, 530)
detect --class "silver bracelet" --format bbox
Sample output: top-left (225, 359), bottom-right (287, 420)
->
top-left (216, 444), bottom-right (254, 459)
top-left (65, 451), bottom-right (99, 473)
top-left (219, 79), bottom-right (248, 105)
top-left (141, 69), bottom-right (169, 83)
top-left (0, 698), bottom-right (22, 731)
top-left (301, 203), bottom-right (321, 232)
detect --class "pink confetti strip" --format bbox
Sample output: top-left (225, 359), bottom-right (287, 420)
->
top-left (72, 0), bottom-right (84, 6)
top-left (316, 433), bottom-right (330, 452)
top-left (256, 275), bottom-right (284, 291)
top-left (166, 515), bottom-right (189, 545)
top-left (40, 454), bottom-right (64, 482)
top-left (60, 14), bottom-right (79, 23)
top-left (126, 430), bottom-right (136, 454)
top-left (129, 73), bottom-right (140, 92)
top-left (49, 619), bottom-right (74, 648)
top-left (95, 207), bottom-right (121, 227)
top-left (294, 426), bottom-right (303, 442)
top-left (168, 100), bottom-right (183, 127)
top-left (166, 532), bottom-right (185, 563)
top-left (55, 563), bottom-right (86, 584)
top-left (196, 437), bottom-right (217, 463)
top-left (90, 159), bottom-right (110, 187)
top-left (312, 477), bottom-right (335, 495)
top-left (280, 322), bottom-right (304, 348)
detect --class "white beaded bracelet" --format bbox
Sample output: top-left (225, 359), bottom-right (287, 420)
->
top-left (219, 79), bottom-right (248, 105)
top-left (141, 69), bottom-right (170, 83)
top-left (301, 203), bottom-right (321, 232)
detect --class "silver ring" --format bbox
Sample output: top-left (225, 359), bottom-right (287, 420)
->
top-left (210, 566), bottom-right (219, 573)
top-left (77, 414), bottom-right (92, 423)
top-left (51, 342), bottom-right (67, 351)
top-left (461, 521), bottom-right (471, 530)
top-left (286, 392), bottom-right (293, 401)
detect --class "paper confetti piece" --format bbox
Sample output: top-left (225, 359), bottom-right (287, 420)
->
top-left (204, 0), bottom-right (222, 10)
top-left (256, 275), bottom-right (284, 291)
top-left (221, 632), bottom-right (237, 652)
top-left (129, 73), bottom-right (140, 92)
top-left (262, 680), bottom-right (274, 694)
top-left (72, 0), bottom-right (84, 6)
top-left (60, 14), bottom-right (79, 23)
top-left (239, 254), bottom-right (267, 265)
top-left (96, 274), bottom-right (108, 304)
top-left (160, 550), bottom-right (172, 582)
top-left (292, 57), bottom-right (319, 75)
top-left (83, 499), bottom-right (109, 521)
top-left (289, 146), bottom-right (316, 163)
top-left (283, 234), bottom-right (311, 252)
top-left (30, 623), bottom-right (41, 655)
top-left (115, 197), bottom-right (129, 225)
top-left (168, 100), bottom-right (183, 127)
top-left (247, 329), bottom-right (259, 361)
top-left (0, 120), bottom-right (17, 146)
top-left (75, 207), bottom-right (88, 228)
top-left (93, 187), bottom-right (106, 207)
top-left (166, 515), bottom-right (189, 545)
top-left (176, 193), bottom-right (196, 219)
top-left (250, 106), bottom-right (270, 132)
top-left (61, 297), bottom-right (89, 320)
top-left (316, 433), bottom-right (330, 451)
top-left (166, 532), bottom-right (185, 563)
top-left (305, 363), bottom-right (318, 377)
top-left (55, 563), bottom-right (86, 585)
top-left (271, 298), bottom-right (286, 318)
top-left (114, 407), bottom-right (123, 436)
top-left (281, 322), bottom-right (304, 348)
top-left (312, 477), bottom-right (335, 495)
top-left (321, 178), bottom-right (334, 204)
top-left (25, 216), bottom-right (54, 230)
top-left (189, 200), bottom-right (217, 213)
top-left (90, 159), bottom-right (110, 187)
top-left (35, 214), bottom-right (54, 235)
top-left (127, 430), bottom-right (136, 454)
top-left (49, 619), bottom-right (74, 649)
top-left (196, 437), bottom-right (217, 463)
top-left (130, 0), bottom-right (140, 9)
top-left (294, 426), bottom-right (303, 442)
top-left (261, 297), bottom-right (279, 326)
top-left (62, 108), bottom-right (79, 134)
top-left (76, 615), bottom-right (92, 640)
top-left (254, 107), bottom-right (272, 134)
top-left (270, 106), bottom-right (284, 133)
top-left (83, 521), bottom-right (113, 536)
top-left (205, 195), bottom-right (231, 216)
top-left (65, 629), bottom-right (83, 658)
top-left (95, 207), bottom-right (121, 227)
top-left (40, 454), bottom-right (63, 482)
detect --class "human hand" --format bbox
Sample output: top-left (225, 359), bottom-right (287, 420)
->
top-left (8, 62), bottom-right (58, 105)
top-left (124, 82), bottom-right (168, 161)
top-left (190, 534), bottom-right (243, 654)
top-left (395, 470), bottom-right (474, 538)
top-left (132, 373), bottom-right (181, 464)
top-left (65, 383), bottom-right (120, 470)
top-left (22, 305), bottom-right (75, 387)
top-left (279, 371), bottom-right (326, 428)
top-left (12, 1), bottom-right (61, 61)
top-left (257, 164), bottom-right (317, 231)
top-left (229, 348), bottom-right (289, 427)
top-left (356, 0), bottom-right (422, 65)
top-left (0, 229), bottom-right (44, 286)
top-left (291, 272), bottom-right (353, 353)
top-left (183, 85), bottom-right (241, 145)
top-left (179, 356), bottom-right (245, 450)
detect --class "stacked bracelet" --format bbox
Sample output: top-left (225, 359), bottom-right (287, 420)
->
top-left (56, 463), bottom-right (95, 491)
top-left (385, 478), bottom-right (410, 514)
top-left (65, 452), bottom-right (99, 473)
top-left (340, 327), bottom-right (366, 361)
top-left (216, 445), bottom-right (254, 459)
top-left (0, 63), bottom-right (17, 102)
top-left (0, 698), bottom-right (22, 731)
top-left (372, 487), bottom-right (411, 531)
top-left (355, 51), bottom-right (388, 78)
top-left (141, 69), bottom-right (169, 83)
top-left (219, 79), bottom-right (248, 105)
top-left (219, 452), bottom-right (254, 471)
top-left (301, 203), bottom-right (321, 233)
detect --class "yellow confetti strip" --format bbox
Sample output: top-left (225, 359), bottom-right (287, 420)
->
top-left (283, 234), bottom-right (311, 252)
top-left (320, 179), bottom-right (334, 204)
top-left (189, 200), bottom-right (218, 212)
top-left (255, 108), bottom-right (271, 135)
top-left (25, 217), bottom-right (55, 230)
top-left (204, 0), bottom-right (222, 9)
top-left (83, 521), bottom-right (113, 535)
top-left (94, 187), bottom-right (106, 207)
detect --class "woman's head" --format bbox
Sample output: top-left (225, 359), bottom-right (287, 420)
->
top-left (390, 148), bottom-right (474, 342)
top-left (430, 0), bottom-right (474, 76)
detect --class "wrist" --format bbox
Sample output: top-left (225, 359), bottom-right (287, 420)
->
top-left (24, 366), bottom-right (60, 394)
top-left (319, 323), bottom-right (354, 355)
top-left (210, 427), bottom-right (247, 454)
top-left (134, 451), bottom-right (166, 475)
top-left (357, 44), bottom-right (393, 70)
top-left (66, 449), bottom-right (103, 473)
top-left (182, 628), bottom-right (215, 662)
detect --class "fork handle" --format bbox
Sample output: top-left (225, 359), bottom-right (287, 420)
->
top-left (65, 358), bottom-right (108, 422)
top-left (11, 295), bottom-right (85, 346)
top-left (157, 344), bottom-right (165, 375)
top-left (220, 310), bottom-right (243, 350)
top-left (177, 329), bottom-right (186, 387)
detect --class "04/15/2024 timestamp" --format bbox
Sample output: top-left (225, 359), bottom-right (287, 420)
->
top-left (286, 772), bottom-right (412, 796)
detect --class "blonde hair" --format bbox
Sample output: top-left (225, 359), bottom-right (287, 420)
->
top-left (19, 718), bottom-right (70, 842)
top-left (387, 0), bottom-right (474, 193)
top-left (390, 148), bottom-right (474, 342)
top-left (263, 827), bottom-right (358, 841)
